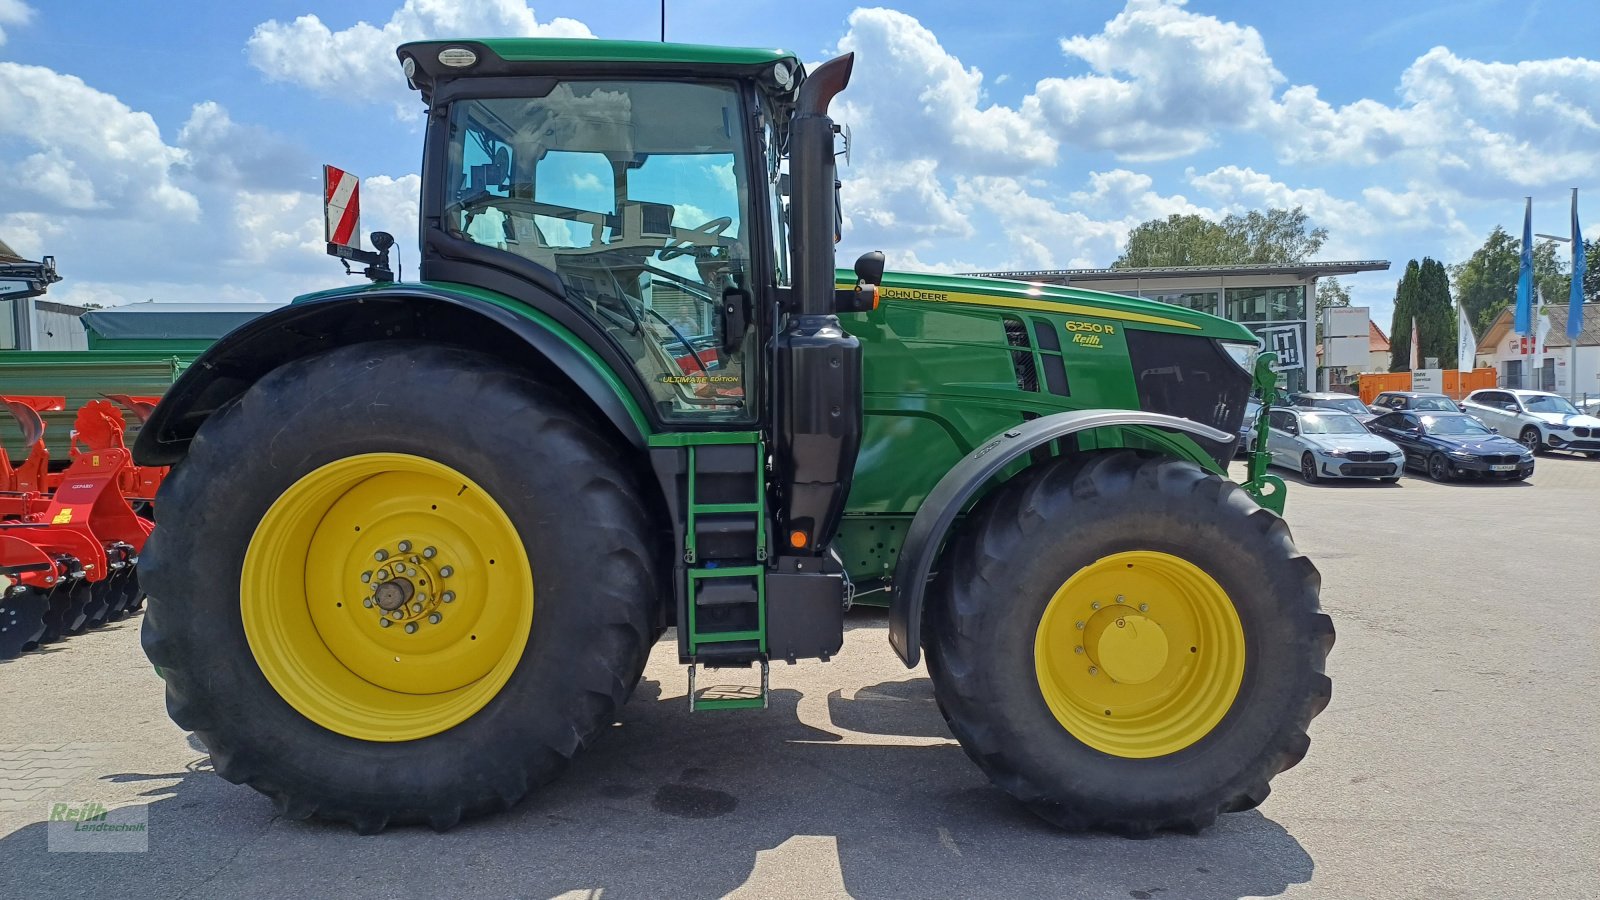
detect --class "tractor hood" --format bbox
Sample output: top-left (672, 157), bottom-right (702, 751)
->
top-left (837, 268), bottom-right (1259, 343)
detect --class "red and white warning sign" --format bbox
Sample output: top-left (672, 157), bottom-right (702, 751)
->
top-left (323, 165), bottom-right (361, 248)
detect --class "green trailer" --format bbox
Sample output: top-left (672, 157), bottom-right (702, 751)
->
top-left (0, 350), bottom-right (190, 460)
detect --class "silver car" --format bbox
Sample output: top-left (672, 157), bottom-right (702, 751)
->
top-left (1265, 408), bottom-right (1406, 483)
top-left (1461, 389), bottom-right (1600, 457)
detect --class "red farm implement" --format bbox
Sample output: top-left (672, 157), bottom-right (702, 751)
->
top-left (0, 395), bottom-right (165, 658)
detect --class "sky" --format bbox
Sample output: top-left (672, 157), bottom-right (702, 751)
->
top-left (2, 0), bottom-right (1597, 328)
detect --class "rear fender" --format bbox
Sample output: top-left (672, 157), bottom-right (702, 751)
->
top-left (132, 286), bottom-right (649, 466)
top-left (887, 410), bottom-right (1231, 666)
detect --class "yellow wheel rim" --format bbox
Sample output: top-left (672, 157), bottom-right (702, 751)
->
top-left (241, 453), bottom-right (533, 742)
top-left (1034, 550), bottom-right (1244, 758)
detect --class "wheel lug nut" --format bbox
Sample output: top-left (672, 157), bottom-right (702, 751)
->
top-left (423, 547), bottom-right (436, 558)
top-left (1088, 666), bottom-right (1098, 676)
top-left (361, 571), bottom-right (372, 583)
top-left (1090, 601), bottom-right (1100, 610)
top-left (390, 610), bottom-right (403, 620)
top-left (442, 591), bottom-right (455, 603)
top-left (411, 602), bottom-right (422, 613)
top-left (398, 540), bottom-right (411, 552)
top-left (428, 613), bottom-right (441, 625)
top-left (1075, 620), bottom-right (1085, 630)
top-left (1074, 645), bottom-right (1084, 654)
top-left (362, 598), bottom-right (374, 608)
top-left (439, 566), bottom-right (453, 578)
top-left (407, 567), bottom-right (418, 577)
top-left (376, 570), bottom-right (390, 581)
top-left (1139, 603), bottom-right (1148, 612)
top-left (417, 593), bottom-right (429, 603)
top-left (380, 619), bottom-right (392, 628)
top-left (405, 622), bottom-right (418, 634)
top-left (409, 556), bottom-right (420, 564)
top-left (374, 549), bottom-right (389, 561)
top-left (1115, 595), bottom-right (1125, 604)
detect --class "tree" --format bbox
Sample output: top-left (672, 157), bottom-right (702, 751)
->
top-left (1415, 258), bottom-right (1455, 368)
top-left (1114, 206), bottom-right (1328, 268)
top-left (1313, 276), bottom-right (1350, 344)
top-left (1389, 260), bottom-right (1422, 372)
top-left (1114, 214), bottom-right (1239, 267)
top-left (1450, 226), bottom-right (1570, 335)
top-left (1582, 237), bottom-right (1599, 306)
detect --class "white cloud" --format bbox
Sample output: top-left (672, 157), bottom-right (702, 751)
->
top-left (178, 102), bottom-right (312, 192)
top-left (0, 0), bottom-right (33, 46)
top-left (0, 63), bottom-right (198, 220)
top-left (952, 176), bottom-right (1124, 270)
top-left (831, 7), bottom-right (1056, 172)
top-left (1030, 0), bottom-right (1282, 160)
top-left (1271, 48), bottom-right (1600, 196)
top-left (1069, 169), bottom-right (1209, 222)
top-left (247, 0), bottom-right (593, 104)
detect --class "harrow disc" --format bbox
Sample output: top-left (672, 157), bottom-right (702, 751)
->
top-left (82, 580), bottom-right (114, 628)
top-left (122, 572), bottom-right (145, 616)
top-left (0, 588), bottom-right (50, 659)
top-left (44, 583), bottom-right (93, 638)
top-left (102, 571), bottom-right (133, 621)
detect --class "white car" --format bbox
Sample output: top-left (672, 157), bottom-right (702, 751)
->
top-left (1461, 389), bottom-right (1600, 457)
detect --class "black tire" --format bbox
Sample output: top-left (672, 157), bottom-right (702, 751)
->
top-left (1519, 427), bottom-right (1545, 454)
top-left (924, 451), bottom-right (1333, 836)
top-left (141, 342), bottom-right (660, 833)
top-left (1427, 453), bottom-right (1452, 482)
top-left (1299, 452), bottom-right (1320, 484)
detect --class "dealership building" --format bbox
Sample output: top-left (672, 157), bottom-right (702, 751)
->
top-left (978, 261), bottom-right (1392, 392)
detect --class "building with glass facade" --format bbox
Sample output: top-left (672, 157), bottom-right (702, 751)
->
top-left (975, 261), bottom-right (1390, 392)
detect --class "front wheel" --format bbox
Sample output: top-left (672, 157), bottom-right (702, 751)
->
top-left (925, 452), bottom-right (1334, 835)
top-left (1300, 452), bottom-right (1320, 484)
top-left (141, 342), bottom-right (660, 832)
top-left (1427, 453), bottom-right (1452, 482)
top-left (1519, 427), bottom-right (1545, 454)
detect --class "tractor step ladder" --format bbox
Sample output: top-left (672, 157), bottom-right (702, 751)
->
top-left (679, 437), bottom-right (769, 710)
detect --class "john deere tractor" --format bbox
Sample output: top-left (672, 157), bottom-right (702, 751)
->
top-left (135, 39), bottom-right (1332, 836)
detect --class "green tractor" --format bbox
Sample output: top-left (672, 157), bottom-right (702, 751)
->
top-left (135, 38), bottom-right (1331, 836)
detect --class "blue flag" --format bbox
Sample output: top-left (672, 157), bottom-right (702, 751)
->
top-left (1571, 189), bottom-right (1585, 340)
top-left (1515, 197), bottom-right (1533, 336)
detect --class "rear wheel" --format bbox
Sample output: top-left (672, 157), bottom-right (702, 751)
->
top-left (141, 342), bottom-right (660, 832)
top-left (925, 451), bottom-right (1333, 835)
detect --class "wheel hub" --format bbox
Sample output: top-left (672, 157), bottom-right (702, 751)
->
top-left (360, 545), bottom-right (454, 628)
top-left (1088, 613), bottom-right (1169, 685)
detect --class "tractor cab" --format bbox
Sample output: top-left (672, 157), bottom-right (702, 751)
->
top-left (402, 40), bottom-right (814, 424)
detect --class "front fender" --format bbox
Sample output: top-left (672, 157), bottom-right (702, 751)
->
top-left (887, 409), bottom-right (1232, 667)
top-left (133, 285), bottom-right (649, 466)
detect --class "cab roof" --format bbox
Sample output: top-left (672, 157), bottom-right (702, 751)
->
top-left (397, 39), bottom-right (802, 102)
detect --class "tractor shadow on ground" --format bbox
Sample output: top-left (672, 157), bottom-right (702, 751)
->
top-left (0, 623), bottom-right (1314, 899)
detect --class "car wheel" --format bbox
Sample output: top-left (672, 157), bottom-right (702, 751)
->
top-left (1518, 427), bottom-right (1545, 454)
top-left (1427, 453), bottom-right (1452, 482)
top-left (1299, 452), bottom-right (1320, 484)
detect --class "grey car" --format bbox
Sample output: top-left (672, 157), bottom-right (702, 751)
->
top-left (1265, 408), bottom-right (1406, 483)
top-left (1287, 391), bottom-right (1377, 423)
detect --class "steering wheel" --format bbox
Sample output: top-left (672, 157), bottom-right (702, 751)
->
top-left (647, 309), bottom-right (708, 374)
top-left (659, 216), bottom-right (734, 261)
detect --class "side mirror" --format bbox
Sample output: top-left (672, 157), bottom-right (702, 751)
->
top-left (835, 250), bottom-right (885, 314)
top-left (1501, 403), bottom-right (1518, 412)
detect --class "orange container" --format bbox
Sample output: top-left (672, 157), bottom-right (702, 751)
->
top-left (1355, 368), bottom-right (1496, 404)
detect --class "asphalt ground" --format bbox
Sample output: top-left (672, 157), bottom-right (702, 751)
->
top-left (2, 454), bottom-right (1597, 899)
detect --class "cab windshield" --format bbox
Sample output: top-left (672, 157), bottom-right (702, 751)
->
top-left (1422, 415), bottom-right (1491, 435)
top-left (1522, 395), bottom-right (1580, 415)
top-left (443, 81), bottom-right (759, 421)
top-left (1308, 396), bottom-right (1369, 416)
top-left (1299, 413), bottom-right (1367, 435)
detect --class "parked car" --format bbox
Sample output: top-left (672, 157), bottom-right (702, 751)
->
top-left (1460, 389), bottom-right (1600, 457)
top-left (1236, 398), bottom-right (1263, 455)
top-left (1287, 391), bottom-right (1377, 423)
top-left (1367, 410), bottom-right (1535, 481)
top-left (1369, 391), bottom-right (1466, 415)
top-left (1264, 408), bottom-right (1405, 483)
